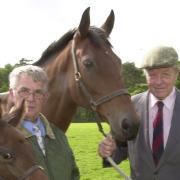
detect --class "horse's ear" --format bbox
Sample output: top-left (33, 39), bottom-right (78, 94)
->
top-left (101, 10), bottom-right (115, 36)
top-left (8, 100), bottom-right (25, 127)
top-left (78, 7), bottom-right (90, 38)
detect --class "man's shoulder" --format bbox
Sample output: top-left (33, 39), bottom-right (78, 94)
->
top-left (132, 91), bottom-right (148, 102)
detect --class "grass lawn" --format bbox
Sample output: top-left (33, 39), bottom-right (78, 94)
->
top-left (66, 123), bottom-right (130, 180)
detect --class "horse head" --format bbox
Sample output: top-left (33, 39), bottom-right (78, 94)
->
top-left (34, 7), bottom-right (139, 142)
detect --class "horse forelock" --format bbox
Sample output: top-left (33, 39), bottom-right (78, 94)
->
top-left (88, 26), bottom-right (112, 48)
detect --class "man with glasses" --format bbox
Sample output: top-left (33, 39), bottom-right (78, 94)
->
top-left (9, 65), bottom-right (80, 180)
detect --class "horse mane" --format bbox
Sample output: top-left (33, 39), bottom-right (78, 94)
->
top-left (34, 29), bottom-right (76, 66)
top-left (34, 27), bottom-right (112, 66)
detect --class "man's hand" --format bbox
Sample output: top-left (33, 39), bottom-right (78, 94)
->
top-left (98, 135), bottom-right (117, 158)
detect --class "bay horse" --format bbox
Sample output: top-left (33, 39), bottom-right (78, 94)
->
top-left (0, 101), bottom-right (48, 180)
top-left (0, 7), bottom-right (139, 142)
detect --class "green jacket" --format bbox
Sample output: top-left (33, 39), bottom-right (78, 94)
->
top-left (18, 114), bottom-right (80, 180)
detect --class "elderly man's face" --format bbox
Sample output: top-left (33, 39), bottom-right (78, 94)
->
top-left (145, 67), bottom-right (179, 99)
top-left (10, 74), bottom-right (48, 121)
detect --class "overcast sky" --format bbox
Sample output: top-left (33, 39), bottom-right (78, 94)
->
top-left (0, 0), bottom-right (180, 68)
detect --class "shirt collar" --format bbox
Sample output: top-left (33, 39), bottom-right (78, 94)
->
top-left (18, 113), bottom-right (55, 139)
top-left (23, 116), bottom-right (47, 136)
top-left (149, 87), bottom-right (176, 110)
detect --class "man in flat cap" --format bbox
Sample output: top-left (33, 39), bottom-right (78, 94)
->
top-left (98, 46), bottom-right (180, 180)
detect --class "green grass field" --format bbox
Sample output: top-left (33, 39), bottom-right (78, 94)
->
top-left (66, 123), bottom-right (130, 180)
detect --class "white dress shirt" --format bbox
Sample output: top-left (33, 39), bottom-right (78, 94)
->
top-left (149, 87), bottom-right (176, 149)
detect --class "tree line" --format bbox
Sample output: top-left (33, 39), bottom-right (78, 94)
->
top-left (1, 59), bottom-right (180, 122)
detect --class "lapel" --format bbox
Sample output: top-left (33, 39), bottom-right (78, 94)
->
top-left (136, 91), bottom-right (155, 166)
top-left (158, 89), bottom-right (180, 167)
top-left (138, 92), bottom-right (150, 148)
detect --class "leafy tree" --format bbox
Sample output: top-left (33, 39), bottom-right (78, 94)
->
top-left (122, 62), bottom-right (146, 89)
top-left (175, 77), bottom-right (180, 89)
top-left (15, 58), bottom-right (33, 66)
top-left (129, 83), bottom-right (148, 95)
top-left (122, 62), bottom-right (146, 94)
top-left (175, 63), bottom-right (180, 89)
top-left (0, 64), bottom-right (14, 92)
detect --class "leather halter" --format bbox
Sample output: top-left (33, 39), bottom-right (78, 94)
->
top-left (0, 165), bottom-right (43, 180)
top-left (71, 36), bottom-right (130, 112)
top-left (18, 165), bottom-right (43, 180)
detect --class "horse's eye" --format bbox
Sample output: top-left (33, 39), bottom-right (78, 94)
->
top-left (2, 153), bottom-right (13, 160)
top-left (83, 59), bottom-right (94, 68)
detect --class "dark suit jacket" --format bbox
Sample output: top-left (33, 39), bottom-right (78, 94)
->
top-left (104, 88), bottom-right (180, 180)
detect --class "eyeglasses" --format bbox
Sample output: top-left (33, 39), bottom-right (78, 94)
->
top-left (16, 87), bottom-right (46, 100)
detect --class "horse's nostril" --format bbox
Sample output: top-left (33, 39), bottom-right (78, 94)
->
top-left (121, 118), bottom-right (139, 140)
top-left (122, 119), bottom-right (130, 130)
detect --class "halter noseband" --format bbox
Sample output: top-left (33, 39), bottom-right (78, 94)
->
top-left (18, 165), bottom-right (43, 180)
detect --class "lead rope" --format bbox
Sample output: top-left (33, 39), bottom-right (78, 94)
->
top-left (95, 112), bottom-right (132, 180)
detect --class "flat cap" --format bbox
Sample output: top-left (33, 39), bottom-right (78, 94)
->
top-left (140, 46), bottom-right (179, 70)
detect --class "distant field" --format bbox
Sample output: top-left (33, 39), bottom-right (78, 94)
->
top-left (66, 123), bottom-right (130, 180)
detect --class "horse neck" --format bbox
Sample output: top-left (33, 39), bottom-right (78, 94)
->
top-left (43, 51), bottom-right (78, 132)
top-left (44, 89), bottom-right (77, 132)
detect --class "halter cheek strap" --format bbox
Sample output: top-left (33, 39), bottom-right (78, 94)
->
top-left (0, 165), bottom-right (43, 180)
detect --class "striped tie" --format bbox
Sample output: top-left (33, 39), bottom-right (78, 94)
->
top-left (152, 101), bottom-right (164, 166)
top-left (33, 125), bottom-right (46, 155)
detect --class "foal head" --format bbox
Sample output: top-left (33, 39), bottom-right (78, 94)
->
top-left (0, 101), bottom-right (48, 180)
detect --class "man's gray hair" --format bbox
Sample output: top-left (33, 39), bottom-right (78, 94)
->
top-left (9, 65), bottom-right (48, 91)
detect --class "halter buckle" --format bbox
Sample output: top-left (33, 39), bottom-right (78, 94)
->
top-left (75, 72), bottom-right (81, 81)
